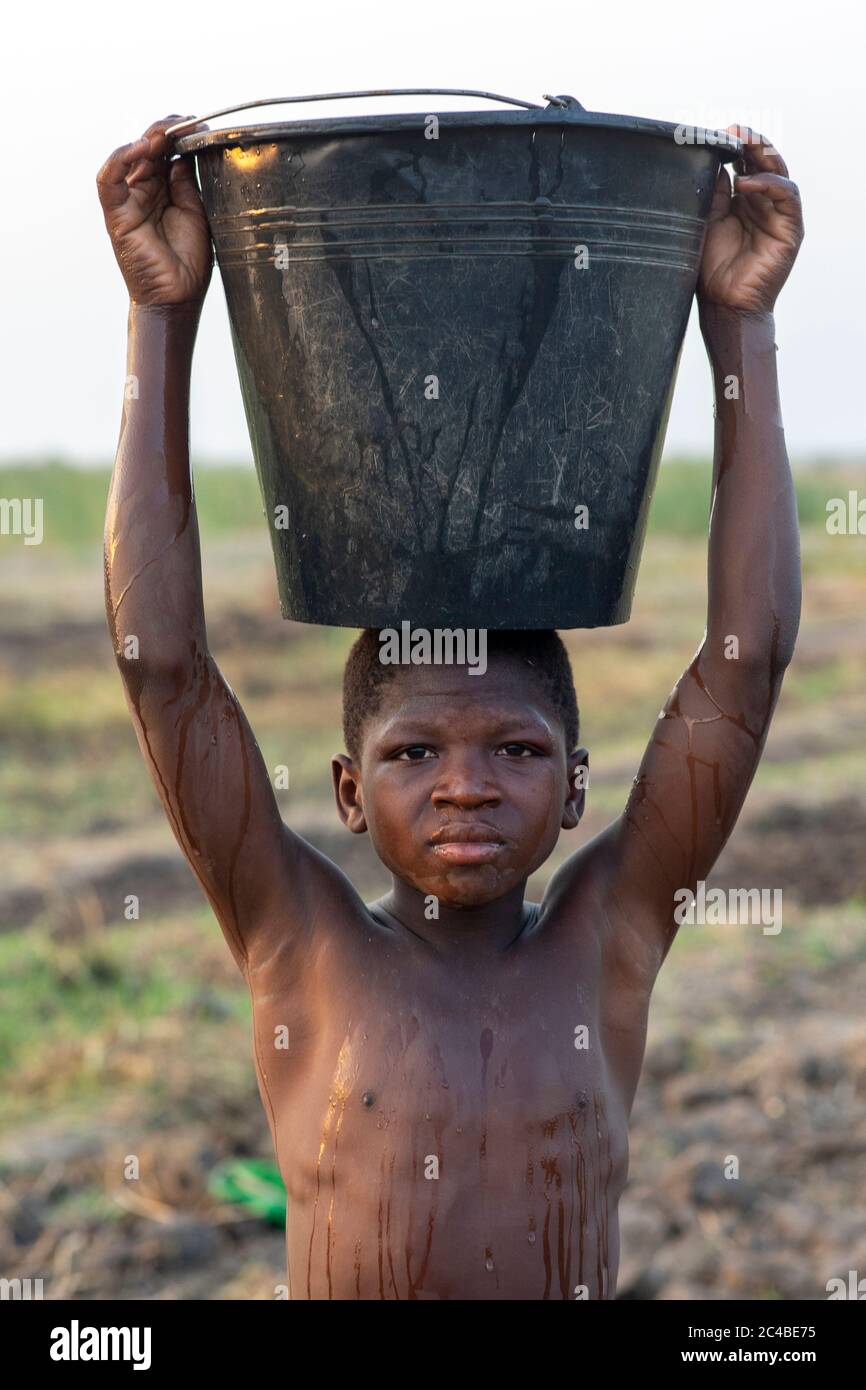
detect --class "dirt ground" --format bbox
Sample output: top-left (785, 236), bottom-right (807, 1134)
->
top-left (1, 469), bottom-right (864, 1300)
top-left (1, 864), bottom-right (864, 1302)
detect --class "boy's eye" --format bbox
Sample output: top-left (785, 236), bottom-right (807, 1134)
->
top-left (393, 742), bottom-right (540, 761)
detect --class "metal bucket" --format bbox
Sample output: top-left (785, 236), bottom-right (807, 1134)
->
top-left (171, 91), bottom-right (738, 629)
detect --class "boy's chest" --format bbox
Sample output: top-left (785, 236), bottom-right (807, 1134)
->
top-left (251, 931), bottom-right (632, 1185)
top-left (249, 929), bottom-right (635, 1298)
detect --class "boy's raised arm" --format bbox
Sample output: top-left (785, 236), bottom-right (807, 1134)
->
top-left (98, 118), bottom-right (324, 970)
top-left (594, 130), bottom-right (805, 984)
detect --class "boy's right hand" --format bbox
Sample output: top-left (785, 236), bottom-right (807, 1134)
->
top-left (97, 116), bottom-right (213, 306)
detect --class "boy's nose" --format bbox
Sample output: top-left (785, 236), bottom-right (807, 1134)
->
top-left (430, 754), bottom-right (501, 808)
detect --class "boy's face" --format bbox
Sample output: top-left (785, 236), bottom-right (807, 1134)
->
top-left (332, 657), bottom-right (587, 909)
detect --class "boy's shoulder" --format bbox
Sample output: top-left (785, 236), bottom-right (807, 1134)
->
top-left (539, 817), bottom-right (671, 991)
top-left (242, 823), bottom-right (377, 964)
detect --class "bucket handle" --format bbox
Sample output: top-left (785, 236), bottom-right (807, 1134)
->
top-left (165, 90), bottom-right (583, 138)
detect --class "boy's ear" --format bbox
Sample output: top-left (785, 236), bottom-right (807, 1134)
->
top-left (562, 747), bottom-right (589, 830)
top-left (331, 754), bottom-right (368, 835)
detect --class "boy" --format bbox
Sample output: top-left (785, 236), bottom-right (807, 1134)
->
top-left (97, 115), bottom-right (803, 1299)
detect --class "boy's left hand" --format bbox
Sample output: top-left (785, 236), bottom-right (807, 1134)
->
top-left (698, 126), bottom-right (804, 315)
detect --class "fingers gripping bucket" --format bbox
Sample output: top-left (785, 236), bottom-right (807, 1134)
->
top-left (172, 92), bottom-right (738, 629)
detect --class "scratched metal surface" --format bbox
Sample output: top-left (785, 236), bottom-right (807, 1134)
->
top-left (192, 121), bottom-right (725, 628)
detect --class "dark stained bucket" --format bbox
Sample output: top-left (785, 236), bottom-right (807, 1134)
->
top-left (171, 91), bottom-right (739, 629)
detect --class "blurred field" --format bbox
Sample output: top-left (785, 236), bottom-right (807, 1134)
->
top-left (1, 457), bottom-right (865, 1299)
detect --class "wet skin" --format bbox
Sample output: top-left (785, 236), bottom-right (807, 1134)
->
top-left (98, 119), bottom-right (803, 1298)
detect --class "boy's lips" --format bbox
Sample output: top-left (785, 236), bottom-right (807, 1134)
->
top-left (429, 823), bottom-right (506, 865)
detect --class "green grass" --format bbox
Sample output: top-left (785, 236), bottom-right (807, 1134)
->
top-left (1, 457), bottom-right (862, 842)
top-left (0, 910), bottom-right (249, 1122)
top-left (1, 457), bottom-right (859, 552)
top-left (0, 460), bottom-right (265, 552)
top-left (647, 457), bottom-right (864, 536)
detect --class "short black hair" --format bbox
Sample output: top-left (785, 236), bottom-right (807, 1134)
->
top-left (342, 629), bottom-right (579, 762)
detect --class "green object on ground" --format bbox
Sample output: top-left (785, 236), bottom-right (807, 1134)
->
top-left (208, 1158), bottom-right (286, 1225)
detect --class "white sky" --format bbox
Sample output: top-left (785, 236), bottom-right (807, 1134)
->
top-left (2, 0), bottom-right (863, 462)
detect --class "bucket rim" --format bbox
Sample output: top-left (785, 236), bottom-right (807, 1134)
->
top-left (174, 108), bottom-right (741, 159)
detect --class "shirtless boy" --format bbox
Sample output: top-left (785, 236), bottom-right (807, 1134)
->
top-left (97, 115), bottom-right (803, 1299)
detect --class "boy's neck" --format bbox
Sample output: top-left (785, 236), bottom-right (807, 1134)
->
top-left (375, 878), bottom-right (533, 956)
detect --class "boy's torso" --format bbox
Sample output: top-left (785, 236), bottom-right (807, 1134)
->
top-left (245, 882), bottom-right (653, 1301)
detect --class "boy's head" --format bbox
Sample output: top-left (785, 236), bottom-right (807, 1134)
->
top-left (332, 630), bottom-right (588, 909)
